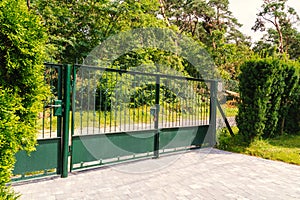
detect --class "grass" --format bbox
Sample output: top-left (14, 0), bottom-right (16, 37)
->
top-left (219, 101), bottom-right (238, 117)
top-left (224, 105), bottom-right (238, 117)
top-left (217, 127), bottom-right (300, 166)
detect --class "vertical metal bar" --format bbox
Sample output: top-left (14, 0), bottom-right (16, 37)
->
top-left (42, 108), bottom-right (45, 138)
top-left (189, 82), bottom-right (191, 126)
top-left (57, 65), bottom-right (62, 137)
top-left (138, 83), bottom-right (140, 130)
top-left (193, 81), bottom-right (196, 126)
top-left (56, 65), bottom-right (63, 175)
top-left (168, 80), bottom-right (171, 128)
top-left (115, 73), bottom-right (118, 132)
top-left (172, 80), bottom-right (174, 127)
top-left (109, 73), bottom-right (112, 133)
top-left (71, 65), bottom-right (76, 136)
top-left (62, 64), bottom-right (71, 178)
top-left (104, 73), bottom-right (107, 133)
top-left (150, 83), bottom-right (153, 129)
top-left (143, 104), bottom-right (146, 129)
top-left (125, 76), bottom-right (130, 130)
top-left (133, 75), bottom-right (136, 131)
top-left (175, 80), bottom-right (178, 127)
top-left (70, 65), bottom-right (77, 172)
top-left (185, 82), bottom-right (188, 126)
top-left (93, 72), bottom-right (97, 134)
top-left (80, 68), bottom-right (84, 135)
top-left (118, 76), bottom-right (121, 132)
top-left (153, 75), bottom-right (160, 158)
top-left (123, 84), bottom-right (126, 131)
top-left (161, 81), bottom-right (163, 128)
top-left (98, 72), bottom-right (102, 134)
top-left (49, 103), bottom-right (52, 138)
top-left (87, 69), bottom-right (91, 134)
top-left (49, 67), bottom-right (54, 138)
top-left (145, 104), bottom-right (147, 128)
top-left (207, 87), bottom-right (209, 124)
top-left (209, 80), bottom-right (217, 147)
top-left (197, 84), bottom-right (200, 125)
top-left (182, 83), bottom-right (185, 126)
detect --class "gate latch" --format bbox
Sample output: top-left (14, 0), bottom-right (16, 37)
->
top-left (53, 100), bottom-right (62, 116)
top-left (45, 100), bottom-right (62, 116)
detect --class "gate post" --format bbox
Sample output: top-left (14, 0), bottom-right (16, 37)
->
top-left (153, 75), bottom-right (160, 158)
top-left (209, 80), bottom-right (217, 147)
top-left (62, 64), bottom-right (71, 178)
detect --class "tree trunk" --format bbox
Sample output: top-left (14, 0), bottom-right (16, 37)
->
top-left (27, 0), bottom-right (30, 10)
top-left (274, 16), bottom-right (284, 53)
top-left (158, 0), bottom-right (170, 27)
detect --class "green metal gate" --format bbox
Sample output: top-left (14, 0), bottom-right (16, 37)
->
top-left (12, 64), bottom-right (217, 181)
top-left (70, 64), bottom-right (217, 171)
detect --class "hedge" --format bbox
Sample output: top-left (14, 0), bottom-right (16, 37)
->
top-left (0, 0), bottom-right (48, 198)
top-left (237, 57), bottom-right (299, 142)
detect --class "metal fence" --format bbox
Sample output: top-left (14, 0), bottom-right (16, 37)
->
top-left (73, 65), bottom-right (211, 135)
top-left (12, 63), bottom-right (218, 181)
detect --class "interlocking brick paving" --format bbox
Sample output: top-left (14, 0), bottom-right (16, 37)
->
top-left (13, 148), bottom-right (300, 200)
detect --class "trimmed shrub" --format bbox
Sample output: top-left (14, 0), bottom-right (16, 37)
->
top-left (237, 57), bottom-right (300, 141)
top-left (283, 67), bottom-right (300, 134)
top-left (0, 0), bottom-right (48, 198)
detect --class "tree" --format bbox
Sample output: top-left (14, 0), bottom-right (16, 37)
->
top-left (31, 0), bottom-right (166, 63)
top-left (0, 0), bottom-right (48, 197)
top-left (254, 27), bottom-right (300, 59)
top-left (252, 0), bottom-right (300, 54)
top-left (161, 0), bottom-right (249, 48)
top-left (159, 0), bottom-right (252, 87)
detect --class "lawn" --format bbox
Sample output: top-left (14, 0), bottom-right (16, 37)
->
top-left (217, 127), bottom-right (300, 166)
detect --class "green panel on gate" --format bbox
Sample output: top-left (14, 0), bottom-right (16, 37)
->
top-left (159, 125), bottom-right (209, 150)
top-left (191, 125), bottom-right (210, 146)
top-left (13, 138), bottom-right (60, 175)
top-left (72, 130), bottom-right (156, 165)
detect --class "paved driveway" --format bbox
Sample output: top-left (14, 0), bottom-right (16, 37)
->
top-left (13, 148), bottom-right (300, 200)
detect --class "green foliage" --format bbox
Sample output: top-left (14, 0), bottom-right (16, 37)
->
top-left (237, 57), bottom-right (300, 141)
top-left (284, 66), bottom-right (300, 133)
top-left (0, 186), bottom-right (19, 200)
top-left (217, 127), bottom-right (247, 152)
top-left (0, 89), bottom-right (22, 198)
top-left (212, 42), bottom-right (253, 90)
top-left (0, 0), bottom-right (48, 197)
top-left (32, 0), bottom-right (166, 63)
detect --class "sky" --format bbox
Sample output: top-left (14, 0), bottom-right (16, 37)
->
top-left (229, 0), bottom-right (300, 42)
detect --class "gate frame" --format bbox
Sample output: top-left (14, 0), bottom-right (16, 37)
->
top-left (12, 63), bottom-right (218, 181)
top-left (69, 64), bottom-right (218, 172)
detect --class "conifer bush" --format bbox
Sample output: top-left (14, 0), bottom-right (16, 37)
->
top-left (237, 58), bottom-right (299, 142)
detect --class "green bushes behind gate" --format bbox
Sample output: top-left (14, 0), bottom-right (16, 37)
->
top-left (237, 57), bottom-right (300, 142)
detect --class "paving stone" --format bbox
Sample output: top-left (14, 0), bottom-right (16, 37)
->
top-left (13, 148), bottom-right (300, 200)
